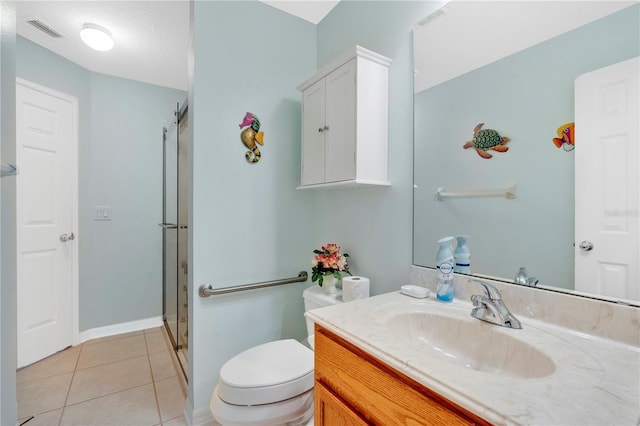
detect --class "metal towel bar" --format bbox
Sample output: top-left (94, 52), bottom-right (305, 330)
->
top-left (199, 271), bottom-right (308, 297)
top-left (436, 182), bottom-right (516, 200)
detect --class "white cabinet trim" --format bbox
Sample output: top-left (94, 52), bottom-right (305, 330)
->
top-left (297, 46), bottom-right (392, 92)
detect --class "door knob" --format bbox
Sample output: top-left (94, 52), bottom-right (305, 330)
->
top-left (579, 240), bottom-right (594, 251)
top-left (60, 233), bottom-right (75, 242)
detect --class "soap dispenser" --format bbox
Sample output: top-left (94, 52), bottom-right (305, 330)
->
top-left (454, 235), bottom-right (471, 274)
top-left (436, 236), bottom-right (455, 302)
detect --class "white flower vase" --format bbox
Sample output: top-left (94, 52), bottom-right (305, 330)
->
top-left (321, 275), bottom-right (338, 294)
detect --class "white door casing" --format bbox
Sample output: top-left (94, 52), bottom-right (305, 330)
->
top-left (16, 79), bottom-right (78, 368)
top-left (574, 57), bottom-right (639, 302)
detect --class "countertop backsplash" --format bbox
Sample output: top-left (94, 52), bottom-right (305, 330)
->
top-left (410, 265), bottom-right (640, 347)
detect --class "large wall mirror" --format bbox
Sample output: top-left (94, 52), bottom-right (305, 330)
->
top-left (413, 1), bottom-right (639, 304)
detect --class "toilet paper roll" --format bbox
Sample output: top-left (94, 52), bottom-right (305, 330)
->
top-left (342, 276), bottom-right (370, 302)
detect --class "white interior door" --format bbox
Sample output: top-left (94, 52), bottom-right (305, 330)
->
top-left (16, 79), bottom-right (78, 368)
top-left (574, 57), bottom-right (639, 302)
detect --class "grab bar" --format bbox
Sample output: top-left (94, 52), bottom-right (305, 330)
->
top-left (436, 182), bottom-right (516, 200)
top-left (199, 271), bottom-right (308, 297)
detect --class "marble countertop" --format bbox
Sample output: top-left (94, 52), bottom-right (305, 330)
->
top-left (306, 291), bottom-right (640, 425)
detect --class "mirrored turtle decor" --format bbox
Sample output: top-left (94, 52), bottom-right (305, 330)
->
top-left (463, 123), bottom-right (510, 159)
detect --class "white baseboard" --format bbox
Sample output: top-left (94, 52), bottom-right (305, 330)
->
top-left (78, 316), bottom-right (163, 344)
top-left (185, 401), bottom-right (216, 426)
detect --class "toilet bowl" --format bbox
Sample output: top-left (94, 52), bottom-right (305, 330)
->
top-left (210, 286), bottom-right (344, 426)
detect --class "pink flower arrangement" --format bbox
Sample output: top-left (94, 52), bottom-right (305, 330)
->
top-left (311, 243), bottom-right (351, 287)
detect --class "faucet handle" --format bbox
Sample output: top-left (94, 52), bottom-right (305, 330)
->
top-left (469, 279), bottom-right (502, 300)
top-left (471, 294), bottom-right (485, 307)
top-left (514, 267), bottom-right (528, 284)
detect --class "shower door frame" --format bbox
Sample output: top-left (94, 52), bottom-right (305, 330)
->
top-left (161, 101), bottom-right (188, 381)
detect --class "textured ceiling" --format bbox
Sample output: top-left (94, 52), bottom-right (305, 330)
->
top-left (16, 1), bottom-right (340, 91)
top-left (17, 1), bottom-right (190, 91)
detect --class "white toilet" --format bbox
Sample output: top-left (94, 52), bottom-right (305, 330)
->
top-left (210, 286), bottom-right (344, 426)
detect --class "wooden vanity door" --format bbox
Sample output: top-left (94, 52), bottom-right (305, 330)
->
top-left (315, 382), bottom-right (368, 426)
top-left (314, 325), bottom-right (490, 425)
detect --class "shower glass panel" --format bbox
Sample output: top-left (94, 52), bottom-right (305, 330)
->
top-left (162, 121), bottom-right (178, 347)
top-left (176, 107), bottom-right (189, 371)
top-left (162, 102), bottom-right (188, 380)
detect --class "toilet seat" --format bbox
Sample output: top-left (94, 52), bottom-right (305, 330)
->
top-left (217, 339), bottom-right (314, 406)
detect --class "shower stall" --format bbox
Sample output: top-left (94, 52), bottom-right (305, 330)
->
top-left (161, 102), bottom-right (189, 379)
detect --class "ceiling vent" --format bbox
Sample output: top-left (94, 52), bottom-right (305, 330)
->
top-left (27, 18), bottom-right (64, 38)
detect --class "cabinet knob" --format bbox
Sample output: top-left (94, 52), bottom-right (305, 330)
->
top-left (318, 126), bottom-right (330, 133)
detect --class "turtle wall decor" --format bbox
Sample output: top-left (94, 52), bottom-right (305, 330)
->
top-left (463, 123), bottom-right (510, 159)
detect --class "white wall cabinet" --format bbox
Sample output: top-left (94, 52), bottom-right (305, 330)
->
top-left (297, 46), bottom-right (391, 189)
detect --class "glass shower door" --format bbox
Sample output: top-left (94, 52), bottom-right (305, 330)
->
top-left (162, 118), bottom-right (179, 351)
top-left (176, 106), bottom-right (189, 371)
top-left (161, 102), bottom-right (188, 380)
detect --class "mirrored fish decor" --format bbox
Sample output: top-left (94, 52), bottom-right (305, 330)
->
top-left (463, 123), bottom-right (510, 159)
top-left (239, 112), bottom-right (264, 163)
top-left (553, 122), bottom-right (575, 151)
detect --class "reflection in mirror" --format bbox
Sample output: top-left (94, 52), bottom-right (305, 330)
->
top-left (413, 1), bottom-right (639, 304)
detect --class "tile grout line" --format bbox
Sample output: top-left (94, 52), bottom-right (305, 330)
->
top-left (146, 330), bottom-right (165, 425)
top-left (58, 341), bottom-right (85, 426)
top-left (18, 328), bottom-right (171, 426)
top-left (75, 334), bottom-right (150, 371)
top-left (61, 383), bottom-right (155, 412)
top-left (61, 331), bottom-right (161, 424)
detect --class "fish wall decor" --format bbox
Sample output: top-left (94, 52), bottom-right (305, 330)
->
top-left (463, 123), bottom-right (510, 159)
top-left (553, 122), bottom-right (575, 151)
top-left (239, 112), bottom-right (264, 163)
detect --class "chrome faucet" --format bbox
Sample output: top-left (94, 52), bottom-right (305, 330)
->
top-left (514, 267), bottom-right (539, 287)
top-left (468, 279), bottom-right (522, 329)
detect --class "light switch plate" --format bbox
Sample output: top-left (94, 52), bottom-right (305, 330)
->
top-left (94, 206), bottom-right (112, 221)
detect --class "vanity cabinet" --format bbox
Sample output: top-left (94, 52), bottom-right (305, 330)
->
top-left (297, 46), bottom-right (391, 189)
top-left (314, 325), bottom-right (490, 425)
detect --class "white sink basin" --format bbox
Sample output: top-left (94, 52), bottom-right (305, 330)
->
top-left (387, 311), bottom-right (556, 378)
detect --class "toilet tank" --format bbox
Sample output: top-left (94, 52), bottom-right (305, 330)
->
top-left (303, 285), bottom-right (343, 339)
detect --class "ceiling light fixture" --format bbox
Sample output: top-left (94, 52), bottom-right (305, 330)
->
top-left (80, 23), bottom-right (114, 51)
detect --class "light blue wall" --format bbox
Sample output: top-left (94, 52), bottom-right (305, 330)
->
top-left (86, 73), bottom-right (184, 328)
top-left (313, 1), bottom-right (438, 295)
top-left (16, 37), bottom-right (185, 331)
top-left (0, 2), bottom-right (17, 423)
top-left (413, 5), bottom-right (640, 289)
top-left (189, 0), bottom-right (316, 415)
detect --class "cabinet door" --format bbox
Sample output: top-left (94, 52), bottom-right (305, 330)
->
top-left (325, 59), bottom-right (357, 183)
top-left (315, 381), bottom-right (368, 426)
top-left (301, 78), bottom-right (326, 186)
top-left (315, 326), bottom-right (489, 425)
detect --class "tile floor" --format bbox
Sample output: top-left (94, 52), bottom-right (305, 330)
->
top-left (17, 327), bottom-right (187, 426)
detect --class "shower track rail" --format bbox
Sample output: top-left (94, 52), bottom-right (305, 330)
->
top-left (198, 271), bottom-right (308, 297)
